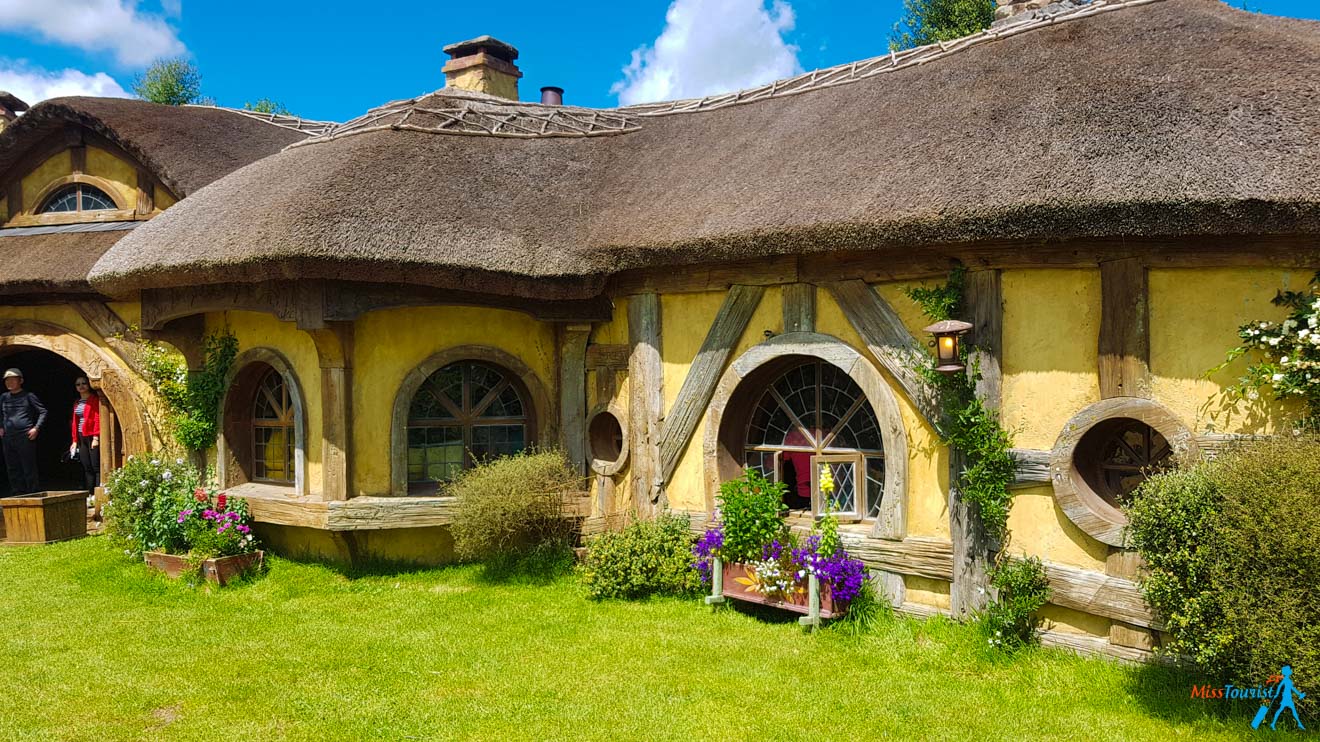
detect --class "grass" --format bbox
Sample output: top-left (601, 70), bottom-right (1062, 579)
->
top-left (0, 537), bottom-right (1291, 741)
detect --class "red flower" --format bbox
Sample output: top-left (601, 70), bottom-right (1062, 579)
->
top-left (194, 488), bottom-right (207, 503)
top-left (217, 493), bottom-right (227, 510)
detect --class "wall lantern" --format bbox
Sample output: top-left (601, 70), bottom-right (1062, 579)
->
top-left (923, 319), bottom-right (973, 374)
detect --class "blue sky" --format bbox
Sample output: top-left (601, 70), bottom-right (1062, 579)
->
top-left (1, 0), bottom-right (1317, 122)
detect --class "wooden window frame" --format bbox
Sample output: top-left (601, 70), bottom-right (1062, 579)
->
top-left (251, 368), bottom-right (295, 485)
top-left (810, 452), bottom-right (865, 522)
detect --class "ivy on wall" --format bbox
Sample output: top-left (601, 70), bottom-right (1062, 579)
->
top-left (905, 267), bottom-right (1016, 547)
top-left (137, 330), bottom-right (239, 452)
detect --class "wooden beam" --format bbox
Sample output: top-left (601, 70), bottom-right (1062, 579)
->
top-left (965, 270), bottom-right (1002, 411)
top-left (558, 324), bottom-right (592, 476)
top-left (825, 279), bottom-right (944, 435)
top-left (1043, 560), bottom-right (1161, 630)
top-left (1009, 448), bottom-right (1051, 487)
top-left (1099, 258), bottom-right (1151, 399)
top-left (135, 169), bottom-right (154, 217)
top-left (585, 343), bottom-right (630, 370)
top-left (70, 300), bottom-right (153, 380)
top-left (782, 283), bottom-right (816, 333)
top-left (628, 293), bottom-right (664, 514)
top-left (308, 323), bottom-right (354, 500)
top-left (69, 146), bottom-right (86, 174)
top-left (657, 285), bottom-right (764, 484)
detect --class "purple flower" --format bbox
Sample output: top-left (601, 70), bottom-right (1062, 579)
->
top-left (790, 540), bottom-right (866, 608)
top-left (237, 524), bottom-right (251, 535)
top-left (176, 509), bottom-right (193, 524)
top-left (691, 525), bottom-right (724, 585)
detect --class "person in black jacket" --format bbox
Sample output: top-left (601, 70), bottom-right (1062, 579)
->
top-left (1, 368), bottom-right (47, 495)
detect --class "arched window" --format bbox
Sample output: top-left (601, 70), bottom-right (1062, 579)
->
top-left (1075, 418), bottom-right (1173, 509)
top-left (744, 360), bottom-right (885, 521)
top-left (406, 360), bottom-right (530, 491)
top-left (38, 183), bottom-right (116, 213)
top-left (252, 368), bottom-right (294, 483)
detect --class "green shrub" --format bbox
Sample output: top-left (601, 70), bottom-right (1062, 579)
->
top-left (1126, 435), bottom-right (1320, 716)
top-left (449, 449), bottom-right (580, 563)
top-left (581, 513), bottom-right (702, 600)
top-left (716, 468), bottom-right (788, 563)
top-left (981, 556), bottom-right (1051, 650)
top-left (103, 455), bottom-right (201, 557)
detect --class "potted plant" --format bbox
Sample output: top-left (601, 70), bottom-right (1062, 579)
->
top-left (693, 467), bottom-right (868, 626)
top-left (103, 456), bottom-right (262, 586)
top-left (145, 486), bottom-right (262, 586)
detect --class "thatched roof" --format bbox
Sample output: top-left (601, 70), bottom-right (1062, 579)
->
top-left (0, 97), bottom-right (318, 198)
top-left (0, 224), bottom-right (134, 297)
top-left (0, 92), bottom-right (28, 114)
top-left (91, 0), bottom-right (1320, 299)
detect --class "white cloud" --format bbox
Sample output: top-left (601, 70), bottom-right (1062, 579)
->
top-left (0, 62), bottom-right (131, 105)
top-left (0, 0), bottom-right (185, 68)
top-left (612, 0), bottom-right (802, 106)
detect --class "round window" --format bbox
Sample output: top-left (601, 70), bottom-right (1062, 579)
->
top-left (587, 406), bottom-right (628, 476)
top-left (1049, 399), bottom-right (1195, 547)
top-left (1074, 418), bottom-right (1174, 510)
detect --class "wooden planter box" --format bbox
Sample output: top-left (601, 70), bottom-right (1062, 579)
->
top-left (718, 561), bottom-right (839, 620)
top-left (1, 491), bottom-right (88, 545)
top-left (144, 551), bottom-right (264, 586)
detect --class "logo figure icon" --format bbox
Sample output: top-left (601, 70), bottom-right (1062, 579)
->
top-left (1252, 665), bottom-right (1306, 730)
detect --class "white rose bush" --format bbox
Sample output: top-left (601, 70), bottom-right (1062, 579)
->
top-left (1221, 271), bottom-right (1320, 426)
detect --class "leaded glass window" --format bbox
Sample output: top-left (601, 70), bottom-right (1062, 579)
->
top-left (407, 361), bottom-right (530, 492)
top-left (38, 184), bottom-right (117, 214)
top-left (252, 369), bottom-right (294, 483)
top-left (743, 360), bottom-right (885, 520)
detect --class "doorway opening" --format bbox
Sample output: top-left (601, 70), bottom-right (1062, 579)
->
top-left (0, 347), bottom-right (122, 497)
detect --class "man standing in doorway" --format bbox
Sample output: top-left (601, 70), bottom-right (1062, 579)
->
top-left (1, 368), bottom-right (47, 494)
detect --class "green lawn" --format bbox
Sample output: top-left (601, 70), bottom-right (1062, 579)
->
top-left (0, 537), bottom-right (1284, 741)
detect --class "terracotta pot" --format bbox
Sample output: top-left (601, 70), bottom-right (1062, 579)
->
top-left (144, 551), bottom-right (264, 586)
top-left (720, 561), bottom-right (838, 618)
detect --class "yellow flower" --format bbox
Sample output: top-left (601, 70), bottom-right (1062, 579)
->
top-left (819, 465), bottom-right (835, 496)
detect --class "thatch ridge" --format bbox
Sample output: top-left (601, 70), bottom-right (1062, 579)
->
top-left (89, 0), bottom-right (1320, 298)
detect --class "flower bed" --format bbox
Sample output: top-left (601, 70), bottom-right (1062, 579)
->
top-left (103, 456), bottom-right (261, 585)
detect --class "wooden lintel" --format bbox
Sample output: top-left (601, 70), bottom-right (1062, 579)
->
top-left (824, 280), bottom-right (944, 435)
top-left (142, 283), bottom-right (301, 330)
top-left (585, 343), bottom-right (630, 370)
top-left (628, 293), bottom-right (663, 514)
top-left (1099, 258), bottom-right (1151, 399)
top-left (135, 169), bottom-right (155, 216)
top-left (657, 285), bottom-right (765, 484)
top-left (782, 282), bottom-right (816, 333)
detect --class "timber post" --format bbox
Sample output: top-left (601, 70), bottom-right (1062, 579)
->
top-left (557, 323), bottom-right (592, 477)
top-left (628, 292), bottom-right (664, 515)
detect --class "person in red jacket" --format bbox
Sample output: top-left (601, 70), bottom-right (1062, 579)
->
top-left (68, 376), bottom-right (100, 493)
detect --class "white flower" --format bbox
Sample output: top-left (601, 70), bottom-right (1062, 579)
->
top-left (162, 471), bottom-right (173, 481)
top-left (1282, 356), bottom-right (1290, 364)
top-left (151, 459), bottom-right (160, 466)
top-left (176, 458), bottom-right (184, 465)
top-left (1273, 373), bottom-right (1286, 382)
top-left (1268, 337), bottom-right (1282, 346)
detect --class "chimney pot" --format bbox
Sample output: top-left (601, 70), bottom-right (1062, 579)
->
top-left (540, 86), bottom-right (564, 106)
top-left (442, 35), bottom-right (523, 100)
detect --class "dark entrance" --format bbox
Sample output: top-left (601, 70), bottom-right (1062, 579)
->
top-left (0, 348), bottom-right (95, 496)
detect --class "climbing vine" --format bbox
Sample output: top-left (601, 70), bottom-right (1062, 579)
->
top-left (1215, 270), bottom-right (1320, 429)
top-left (905, 267), bottom-right (1017, 548)
top-left (137, 330), bottom-right (239, 452)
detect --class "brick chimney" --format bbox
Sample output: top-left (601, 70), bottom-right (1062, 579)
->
top-left (0, 91), bottom-right (28, 134)
top-left (442, 36), bottom-right (522, 101)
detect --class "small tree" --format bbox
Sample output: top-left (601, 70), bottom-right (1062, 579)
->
top-left (132, 58), bottom-right (203, 106)
top-left (890, 0), bottom-right (997, 51)
top-left (244, 98), bottom-right (291, 115)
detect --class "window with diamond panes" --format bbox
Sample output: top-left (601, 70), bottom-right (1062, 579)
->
top-left (252, 369), bottom-right (294, 483)
top-left (407, 361), bottom-right (529, 492)
top-left (743, 360), bottom-right (884, 520)
top-left (38, 183), bottom-right (117, 213)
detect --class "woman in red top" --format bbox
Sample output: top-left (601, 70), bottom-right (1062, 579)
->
top-left (69, 376), bottom-right (100, 492)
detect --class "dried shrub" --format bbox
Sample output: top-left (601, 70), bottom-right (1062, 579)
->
top-left (449, 449), bottom-right (580, 563)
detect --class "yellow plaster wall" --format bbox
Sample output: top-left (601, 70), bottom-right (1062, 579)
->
top-left (1005, 484), bottom-right (1108, 572)
top-left (21, 151), bottom-right (72, 210)
top-left (207, 311), bottom-right (324, 493)
top-left (352, 306), bottom-right (556, 496)
top-left (1001, 269), bottom-right (1102, 451)
top-left (1040, 604), bottom-right (1112, 637)
top-left (85, 146), bottom-right (138, 208)
top-left (587, 298), bottom-right (633, 514)
top-left (154, 185), bottom-right (177, 209)
top-left (904, 576), bottom-right (951, 610)
top-left (1150, 267), bottom-right (1308, 434)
